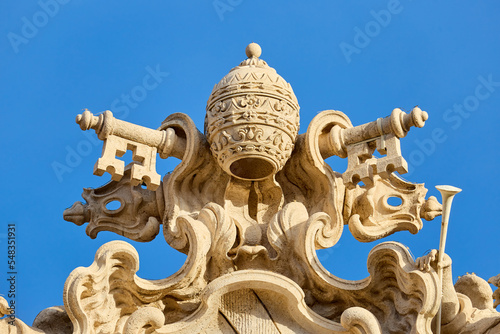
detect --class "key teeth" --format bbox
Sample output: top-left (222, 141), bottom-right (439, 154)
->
top-left (130, 166), bottom-right (161, 191)
top-left (343, 134), bottom-right (408, 187)
top-left (94, 158), bottom-right (125, 181)
top-left (376, 156), bottom-right (408, 179)
top-left (142, 176), bottom-right (161, 191)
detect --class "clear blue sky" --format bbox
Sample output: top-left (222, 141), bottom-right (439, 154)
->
top-left (1, 0), bottom-right (499, 324)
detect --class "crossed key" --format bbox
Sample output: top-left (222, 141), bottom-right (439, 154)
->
top-left (343, 133), bottom-right (408, 186)
top-left (76, 110), bottom-right (178, 191)
top-left (94, 135), bottom-right (161, 190)
top-left (320, 107), bottom-right (428, 187)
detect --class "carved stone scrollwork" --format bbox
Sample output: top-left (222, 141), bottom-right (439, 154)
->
top-left (157, 113), bottom-right (230, 255)
top-left (277, 109), bottom-right (352, 252)
top-left (123, 307), bottom-right (165, 334)
top-left (45, 43), bottom-right (500, 334)
top-left (302, 222), bottom-right (440, 333)
top-left (63, 168), bottom-right (163, 242)
top-left (340, 307), bottom-right (382, 334)
top-left (267, 201), bottom-right (439, 333)
top-left (63, 220), bottom-right (212, 334)
top-left (343, 173), bottom-right (440, 242)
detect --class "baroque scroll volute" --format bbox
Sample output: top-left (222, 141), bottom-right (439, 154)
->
top-left (311, 106), bottom-right (443, 243)
top-left (48, 43), bottom-right (458, 334)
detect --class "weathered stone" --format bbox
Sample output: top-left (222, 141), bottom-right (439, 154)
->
top-left (3, 43), bottom-right (498, 334)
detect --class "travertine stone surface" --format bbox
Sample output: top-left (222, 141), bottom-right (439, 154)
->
top-left (219, 289), bottom-right (282, 333)
top-left (489, 274), bottom-right (500, 309)
top-left (455, 273), bottom-right (495, 312)
top-left (205, 42), bottom-right (300, 181)
top-left (3, 43), bottom-right (498, 333)
top-left (32, 306), bottom-right (73, 334)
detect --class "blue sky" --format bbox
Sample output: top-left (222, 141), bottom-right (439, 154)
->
top-left (1, 0), bottom-right (499, 324)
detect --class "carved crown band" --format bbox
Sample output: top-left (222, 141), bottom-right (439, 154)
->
top-left (207, 70), bottom-right (298, 102)
top-left (207, 86), bottom-right (299, 111)
top-left (205, 95), bottom-right (299, 142)
top-left (207, 121), bottom-right (295, 180)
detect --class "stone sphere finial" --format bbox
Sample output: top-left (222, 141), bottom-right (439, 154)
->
top-left (245, 42), bottom-right (262, 58)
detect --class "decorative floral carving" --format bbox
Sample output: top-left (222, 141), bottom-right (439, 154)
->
top-left (237, 94), bottom-right (261, 108)
top-left (241, 109), bottom-right (257, 121)
top-left (211, 115), bottom-right (226, 129)
top-left (236, 126), bottom-right (264, 141)
top-left (213, 101), bottom-right (228, 113)
top-left (273, 99), bottom-right (289, 112)
top-left (205, 97), bottom-right (299, 137)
